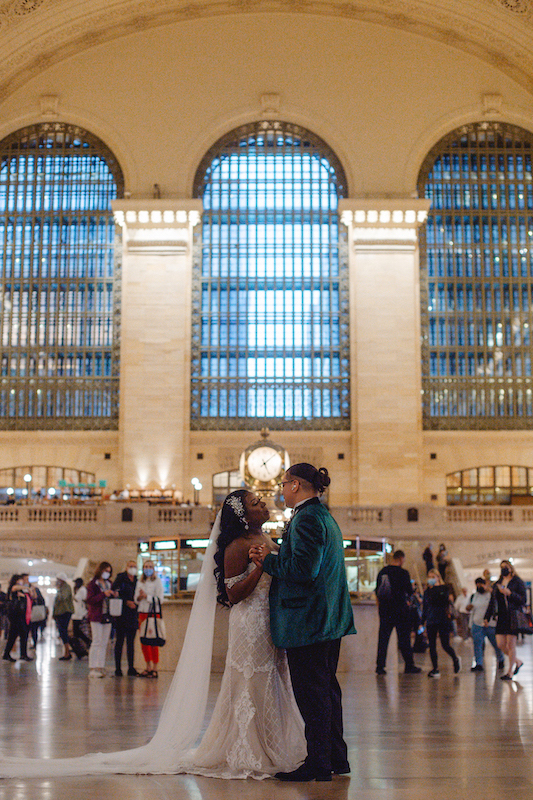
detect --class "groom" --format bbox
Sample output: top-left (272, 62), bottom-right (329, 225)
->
top-left (251, 463), bottom-right (356, 782)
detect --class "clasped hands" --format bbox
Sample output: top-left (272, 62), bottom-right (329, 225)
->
top-left (249, 544), bottom-right (266, 568)
top-left (497, 584), bottom-right (511, 597)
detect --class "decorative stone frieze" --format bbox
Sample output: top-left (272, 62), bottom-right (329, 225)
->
top-left (112, 199), bottom-right (202, 254)
top-left (339, 198), bottom-right (430, 251)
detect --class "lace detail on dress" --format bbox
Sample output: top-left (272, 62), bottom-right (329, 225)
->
top-left (224, 563), bottom-right (253, 589)
top-left (186, 570), bottom-right (306, 778)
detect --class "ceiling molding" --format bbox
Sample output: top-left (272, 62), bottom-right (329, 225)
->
top-left (0, 0), bottom-right (533, 102)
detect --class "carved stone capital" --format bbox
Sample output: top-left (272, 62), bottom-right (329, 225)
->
top-left (112, 199), bottom-right (203, 254)
top-left (339, 198), bottom-right (431, 251)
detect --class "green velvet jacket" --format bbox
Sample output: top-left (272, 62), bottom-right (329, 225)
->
top-left (263, 497), bottom-right (356, 649)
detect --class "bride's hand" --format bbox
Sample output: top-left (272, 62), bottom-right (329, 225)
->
top-left (249, 545), bottom-right (265, 566)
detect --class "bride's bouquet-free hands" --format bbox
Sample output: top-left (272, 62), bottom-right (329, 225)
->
top-left (249, 544), bottom-right (266, 567)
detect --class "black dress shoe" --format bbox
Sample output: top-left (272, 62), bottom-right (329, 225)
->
top-left (114, 669), bottom-right (123, 677)
top-left (375, 667), bottom-right (386, 675)
top-left (2, 655), bottom-right (15, 662)
top-left (275, 764), bottom-right (332, 782)
top-left (332, 761), bottom-right (351, 775)
top-left (21, 656), bottom-right (33, 661)
top-left (404, 665), bottom-right (422, 674)
top-left (127, 669), bottom-right (140, 676)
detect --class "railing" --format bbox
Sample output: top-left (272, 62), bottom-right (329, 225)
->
top-left (0, 508), bottom-right (19, 523)
top-left (155, 507), bottom-right (194, 524)
top-left (347, 507), bottom-right (389, 524)
top-left (28, 507), bottom-right (99, 523)
top-left (445, 507), bottom-right (515, 523)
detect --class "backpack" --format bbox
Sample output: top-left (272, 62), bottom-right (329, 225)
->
top-left (376, 573), bottom-right (392, 601)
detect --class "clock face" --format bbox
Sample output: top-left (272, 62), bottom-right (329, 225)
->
top-left (246, 446), bottom-right (284, 482)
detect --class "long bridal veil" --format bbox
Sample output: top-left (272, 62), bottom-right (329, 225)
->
top-left (0, 514), bottom-right (222, 777)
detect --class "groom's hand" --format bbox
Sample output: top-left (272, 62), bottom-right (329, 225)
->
top-left (249, 545), bottom-right (265, 567)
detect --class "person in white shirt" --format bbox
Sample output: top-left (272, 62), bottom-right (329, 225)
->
top-left (454, 587), bottom-right (471, 640)
top-left (467, 577), bottom-right (504, 672)
top-left (134, 561), bottom-right (164, 678)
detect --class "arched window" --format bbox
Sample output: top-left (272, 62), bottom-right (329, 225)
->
top-left (447, 465), bottom-right (533, 505)
top-left (418, 121), bottom-right (533, 429)
top-left (0, 122), bottom-right (123, 429)
top-left (191, 120), bottom-right (349, 430)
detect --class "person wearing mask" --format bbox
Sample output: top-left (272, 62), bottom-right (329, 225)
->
top-left (134, 560), bottom-right (164, 678)
top-left (53, 573), bottom-right (74, 660)
top-left (375, 550), bottom-right (421, 675)
top-left (2, 574), bottom-right (34, 662)
top-left (467, 577), bottom-right (504, 672)
top-left (454, 587), bottom-right (472, 640)
top-left (86, 562), bottom-right (117, 678)
top-left (71, 578), bottom-right (91, 658)
top-left (422, 544), bottom-right (434, 575)
top-left (422, 569), bottom-right (461, 677)
top-left (112, 560), bottom-right (139, 677)
top-left (484, 559), bottom-right (527, 680)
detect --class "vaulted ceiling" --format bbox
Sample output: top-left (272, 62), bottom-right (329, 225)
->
top-left (0, 0), bottom-right (532, 102)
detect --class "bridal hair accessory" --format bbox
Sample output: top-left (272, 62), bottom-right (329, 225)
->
top-left (226, 495), bottom-right (249, 529)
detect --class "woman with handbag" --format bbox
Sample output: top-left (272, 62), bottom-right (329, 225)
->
top-left (111, 560), bottom-right (139, 677)
top-left (53, 573), bottom-right (74, 661)
top-left (86, 562), bottom-right (118, 679)
top-left (134, 560), bottom-right (164, 678)
top-left (484, 559), bottom-right (527, 680)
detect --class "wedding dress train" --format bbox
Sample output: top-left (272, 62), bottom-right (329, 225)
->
top-left (0, 518), bottom-right (305, 778)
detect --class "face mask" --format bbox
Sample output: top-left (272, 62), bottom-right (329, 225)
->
top-left (501, 567), bottom-right (510, 577)
top-left (127, 567), bottom-right (137, 577)
top-left (101, 571), bottom-right (110, 580)
top-left (427, 577), bottom-right (437, 586)
top-left (144, 568), bottom-right (154, 577)
top-left (476, 586), bottom-right (485, 593)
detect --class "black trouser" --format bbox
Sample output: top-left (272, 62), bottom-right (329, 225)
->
top-left (3, 616), bottom-right (29, 659)
top-left (72, 619), bottom-right (92, 647)
top-left (376, 613), bottom-right (415, 671)
top-left (114, 621), bottom-right (137, 671)
top-left (427, 622), bottom-right (457, 670)
top-left (286, 638), bottom-right (347, 774)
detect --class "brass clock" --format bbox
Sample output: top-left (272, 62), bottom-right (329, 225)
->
top-left (239, 430), bottom-right (289, 493)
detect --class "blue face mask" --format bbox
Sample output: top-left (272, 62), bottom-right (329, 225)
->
top-left (144, 568), bottom-right (154, 577)
top-left (427, 577), bottom-right (437, 586)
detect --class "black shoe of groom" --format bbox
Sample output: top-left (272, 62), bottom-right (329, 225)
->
top-left (332, 761), bottom-right (351, 775)
top-left (274, 764), bottom-right (332, 782)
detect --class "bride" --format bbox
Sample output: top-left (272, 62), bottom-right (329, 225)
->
top-left (0, 490), bottom-right (306, 778)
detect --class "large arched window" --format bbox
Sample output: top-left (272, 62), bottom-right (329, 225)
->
top-left (0, 122), bottom-right (123, 430)
top-left (191, 120), bottom-right (349, 430)
top-left (419, 121), bottom-right (533, 429)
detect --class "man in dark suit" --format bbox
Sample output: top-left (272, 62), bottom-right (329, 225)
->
top-left (375, 549), bottom-right (421, 675)
top-left (251, 463), bottom-right (356, 782)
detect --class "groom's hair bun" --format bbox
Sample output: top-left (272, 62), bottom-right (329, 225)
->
top-left (287, 463), bottom-right (330, 494)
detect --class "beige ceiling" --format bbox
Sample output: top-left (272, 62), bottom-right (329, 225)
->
top-left (0, 0), bottom-right (532, 102)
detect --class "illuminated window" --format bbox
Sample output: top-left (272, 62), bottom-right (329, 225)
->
top-left (0, 122), bottom-right (123, 429)
top-left (447, 465), bottom-right (533, 505)
top-left (419, 122), bottom-right (533, 429)
top-left (191, 120), bottom-right (350, 430)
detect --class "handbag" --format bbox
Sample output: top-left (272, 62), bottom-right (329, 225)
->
top-left (510, 606), bottom-right (533, 635)
top-left (109, 597), bottom-right (123, 617)
top-left (140, 600), bottom-right (166, 647)
top-left (30, 604), bottom-right (47, 623)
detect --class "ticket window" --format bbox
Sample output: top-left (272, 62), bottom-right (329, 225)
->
top-left (343, 539), bottom-right (389, 596)
top-left (138, 539), bottom-right (210, 598)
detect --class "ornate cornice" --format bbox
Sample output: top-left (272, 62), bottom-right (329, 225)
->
top-left (339, 198), bottom-right (431, 250)
top-left (0, 0), bottom-right (533, 103)
top-left (112, 199), bottom-right (202, 254)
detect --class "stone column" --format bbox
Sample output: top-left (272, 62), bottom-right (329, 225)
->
top-left (112, 200), bottom-right (202, 496)
top-left (339, 199), bottom-right (430, 505)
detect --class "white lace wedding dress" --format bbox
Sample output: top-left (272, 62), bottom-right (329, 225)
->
top-left (184, 566), bottom-right (306, 778)
top-left (0, 521), bottom-right (306, 779)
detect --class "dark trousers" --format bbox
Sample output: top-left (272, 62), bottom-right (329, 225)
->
top-left (376, 613), bottom-right (415, 671)
top-left (286, 638), bottom-right (348, 774)
top-left (114, 621), bottom-right (137, 671)
top-left (427, 622), bottom-right (457, 670)
top-left (3, 617), bottom-right (29, 659)
top-left (54, 612), bottom-right (72, 645)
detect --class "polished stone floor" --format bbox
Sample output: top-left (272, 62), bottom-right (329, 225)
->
top-left (0, 631), bottom-right (532, 799)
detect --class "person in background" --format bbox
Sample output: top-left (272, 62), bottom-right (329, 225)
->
top-left (482, 569), bottom-right (493, 591)
top-left (3, 573), bottom-right (34, 662)
top-left (436, 544), bottom-right (449, 582)
top-left (53, 573), bottom-right (74, 660)
top-left (468, 577), bottom-right (504, 672)
top-left (485, 559), bottom-right (527, 681)
top-left (454, 587), bottom-right (472, 640)
top-left (29, 584), bottom-right (47, 649)
top-left (422, 569), bottom-right (461, 678)
top-left (86, 562), bottom-right (117, 678)
top-left (375, 550), bottom-right (421, 675)
top-left (135, 560), bottom-right (164, 678)
top-left (0, 584), bottom-right (7, 639)
top-left (422, 544), bottom-right (434, 575)
top-left (71, 578), bottom-right (91, 658)
top-left (112, 560), bottom-right (139, 677)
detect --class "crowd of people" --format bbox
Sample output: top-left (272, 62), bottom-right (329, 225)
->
top-left (0, 559), bottom-right (165, 678)
top-left (376, 543), bottom-right (530, 680)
